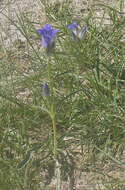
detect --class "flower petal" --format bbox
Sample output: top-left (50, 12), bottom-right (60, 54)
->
top-left (67, 21), bottom-right (79, 30)
top-left (78, 26), bottom-right (88, 39)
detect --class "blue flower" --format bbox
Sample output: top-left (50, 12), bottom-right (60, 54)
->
top-left (67, 21), bottom-right (79, 30)
top-left (42, 83), bottom-right (50, 97)
top-left (77, 26), bottom-right (88, 39)
top-left (37, 24), bottom-right (59, 53)
top-left (67, 21), bottom-right (88, 41)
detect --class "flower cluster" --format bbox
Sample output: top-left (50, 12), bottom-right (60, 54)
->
top-left (38, 22), bottom-right (88, 95)
top-left (37, 22), bottom-right (88, 54)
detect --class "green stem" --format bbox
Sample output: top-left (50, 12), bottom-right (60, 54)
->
top-left (47, 57), bottom-right (57, 159)
top-left (51, 113), bottom-right (57, 159)
top-left (47, 57), bottom-right (54, 96)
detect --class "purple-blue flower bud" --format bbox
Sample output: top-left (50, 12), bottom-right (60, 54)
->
top-left (42, 83), bottom-right (50, 97)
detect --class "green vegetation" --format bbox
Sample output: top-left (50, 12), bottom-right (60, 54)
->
top-left (0, 0), bottom-right (125, 189)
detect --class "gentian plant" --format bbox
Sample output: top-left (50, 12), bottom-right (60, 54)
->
top-left (38, 24), bottom-right (58, 165)
top-left (67, 21), bottom-right (88, 41)
top-left (37, 24), bottom-right (60, 54)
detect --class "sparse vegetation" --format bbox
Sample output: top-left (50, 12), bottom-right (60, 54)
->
top-left (0, 0), bottom-right (125, 189)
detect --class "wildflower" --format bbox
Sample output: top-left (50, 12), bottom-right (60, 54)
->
top-left (37, 24), bottom-right (60, 54)
top-left (67, 21), bottom-right (79, 30)
top-left (67, 21), bottom-right (88, 41)
top-left (42, 83), bottom-right (50, 97)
